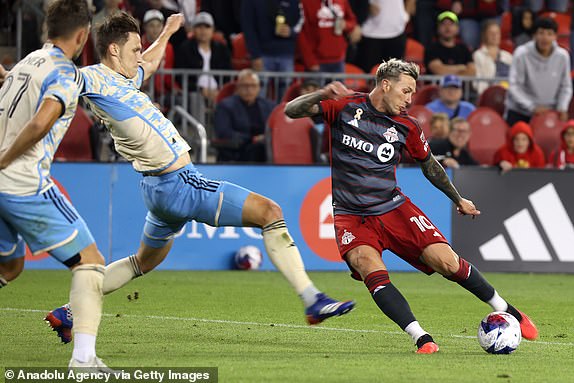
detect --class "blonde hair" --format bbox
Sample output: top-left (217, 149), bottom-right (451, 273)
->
top-left (375, 58), bottom-right (420, 86)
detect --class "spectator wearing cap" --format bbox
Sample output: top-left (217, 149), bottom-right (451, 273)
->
top-left (175, 12), bottom-right (231, 102)
top-left (424, 11), bottom-right (475, 76)
top-left (141, 10), bottom-right (178, 104)
top-left (425, 74), bottom-right (476, 120)
top-left (505, 17), bottom-right (572, 126)
top-left (145, 0), bottom-right (186, 48)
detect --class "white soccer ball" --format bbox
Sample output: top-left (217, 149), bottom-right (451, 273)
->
top-left (234, 245), bottom-right (263, 270)
top-left (477, 311), bottom-right (522, 354)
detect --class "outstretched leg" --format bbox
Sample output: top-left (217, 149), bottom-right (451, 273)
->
top-left (421, 243), bottom-right (538, 340)
top-left (346, 244), bottom-right (439, 353)
top-left (242, 192), bottom-right (354, 324)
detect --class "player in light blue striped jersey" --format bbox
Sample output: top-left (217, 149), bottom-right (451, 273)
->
top-left (45, 11), bottom-right (354, 338)
top-left (0, 0), bottom-right (111, 371)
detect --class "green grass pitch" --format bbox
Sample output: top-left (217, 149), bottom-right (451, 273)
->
top-left (1, 270), bottom-right (573, 383)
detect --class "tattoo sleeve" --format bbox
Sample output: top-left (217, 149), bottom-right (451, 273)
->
top-left (420, 154), bottom-right (462, 205)
top-left (284, 91), bottom-right (324, 118)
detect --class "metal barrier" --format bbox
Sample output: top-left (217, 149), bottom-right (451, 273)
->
top-left (144, 69), bottom-right (507, 163)
top-left (167, 105), bottom-right (208, 163)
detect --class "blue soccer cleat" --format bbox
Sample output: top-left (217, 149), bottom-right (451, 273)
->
top-left (305, 293), bottom-right (355, 325)
top-left (45, 304), bottom-right (73, 344)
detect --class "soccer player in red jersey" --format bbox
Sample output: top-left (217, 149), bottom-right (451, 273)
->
top-left (285, 58), bottom-right (538, 353)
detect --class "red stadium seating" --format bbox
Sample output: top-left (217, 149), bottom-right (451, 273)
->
top-left (478, 85), bottom-right (507, 116)
top-left (344, 63), bottom-right (368, 91)
top-left (408, 105), bottom-right (433, 139)
top-left (467, 107), bottom-right (509, 165)
top-left (404, 38), bottom-right (425, 73)
top-left (231, 33), bottom-right (251, 70)
top-left (267, 103), bottom-right (314, 164)
top-left (55, 107), bottom-right (94, 161)
top-left (412, 84), bottom-right (439, 106)
top-left (500, 11), bottom-right (512, 40)
top-left (530, 110), bottom-right (564, 158)
top-left (215, 81), bottom-right (237, 104)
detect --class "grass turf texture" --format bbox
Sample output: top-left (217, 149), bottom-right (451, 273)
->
top-left (1, 270), bottom-right (573, 383)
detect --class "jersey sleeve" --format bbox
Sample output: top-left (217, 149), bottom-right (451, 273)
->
top-left (42, 64), bottom-right (81, 116)
top-left (321, 95), bottom-right (362, 126)
top-left (404, 117), bottom-right (431, 162)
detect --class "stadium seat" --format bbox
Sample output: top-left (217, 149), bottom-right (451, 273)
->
top-left (215, 81), bottom-right (237, 104)
top-left (404, 38), bottom-right (425, 73)
top-left (478, 85), bottom-right (507, 116)
top-left (281, 80), bottom-right (302, 103)
top-left (231, 33), bottom-right (251, 70)
top-left (500, 11), bottom-right (512, 40)
top-left (266, 102), bottom-right (314, 164)
top-left (55, 107), bottom-right (94, 161)
top-left (412, 84), bottom-right (439, 106)
top-left (500, 38), bottom-right (514, 53)
top-left (467, 107), bottom-right (509, 165)
top-left (344, 63), bottom-right (368, 91)
top-left (408, 105), bottom-right (433, 138)
top-left (530, 110), bottom-right (564, 158)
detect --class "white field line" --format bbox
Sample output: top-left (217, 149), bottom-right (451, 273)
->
top-left (1, 307), bottom-right (572, 347)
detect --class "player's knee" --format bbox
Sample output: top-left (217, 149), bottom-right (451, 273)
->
top-left (77, 244), bottom-right (105, 267)
top-left (260, 198), bottom-right (283, 226)
top-left (434, 255), bottom-right (460, 276)
top-left (0, 257), bottom-right (25, 282)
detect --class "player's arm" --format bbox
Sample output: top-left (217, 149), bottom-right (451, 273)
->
top-left (141, 13), bottom-right (184, 81)
top-left (0, 99), bottom-right (62, 170)
top-left (285, 81), bottom-right (352, 118)
top-left (419, 154), bottom-right (481, 217)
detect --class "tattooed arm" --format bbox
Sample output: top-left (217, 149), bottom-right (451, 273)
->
top-left (285, 81), bottom-right (352, 118)
top-left (420, 154), bottom-right (481, 216)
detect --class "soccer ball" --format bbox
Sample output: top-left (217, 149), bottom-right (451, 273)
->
top-left (234, 245), bottom-right (263, 270)
top-left (477, 311), bottom-right (522, 354)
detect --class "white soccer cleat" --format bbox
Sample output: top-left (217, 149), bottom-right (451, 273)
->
top-left (68, 356), bottom-right (117, 373)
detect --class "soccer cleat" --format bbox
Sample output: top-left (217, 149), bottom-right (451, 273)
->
top-left (305, 293), bottom-right (355, 325)
top-left (416, 342), bottom-right (440, 354)
top-left (516, 309), bottom-right (538, 340)
top-left (45, 304), bottom-right (73, 344)
top-left (69, 356), bottom-right (116, 373)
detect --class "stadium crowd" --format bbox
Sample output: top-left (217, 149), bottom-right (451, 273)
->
top-left (1, 0), bottom-right (573, 169)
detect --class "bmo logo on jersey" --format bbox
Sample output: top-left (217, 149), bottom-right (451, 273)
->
top-left (341, 134), bottom-right (395, 163)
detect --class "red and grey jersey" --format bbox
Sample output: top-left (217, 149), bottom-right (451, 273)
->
top-left (321, 93), bottom-right (430, 215)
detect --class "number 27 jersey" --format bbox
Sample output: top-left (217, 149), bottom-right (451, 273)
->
top-left (321, 93), bottom-right (430, 216)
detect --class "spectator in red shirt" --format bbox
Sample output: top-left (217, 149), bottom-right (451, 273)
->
top-left (548, 120), bottom-right (574, 169)
top-left (493, 121), bottom-right (546, 172)
top-left (298, 0), bottom-right (361, 73)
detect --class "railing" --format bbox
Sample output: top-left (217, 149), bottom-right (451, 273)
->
top-left (143, 69), bottom-right (508, 163)
top-left (167, 105), bottom-right (208, 163)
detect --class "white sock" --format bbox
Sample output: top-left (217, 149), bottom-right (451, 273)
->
top-left (488, 291), bottom-right (508, 312)
top-left (72, 333), bottom-right (96, 363)
top-left (300, 284), bottom-right (321, 308)
top-left (70, 264), bottom-right (104, 363)
top-left (405, 321), bottom-right (428, 344)
top-left (103, 255), bottom-right (143, 295)
top-left (262, 220), bottom-right (313, 295)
